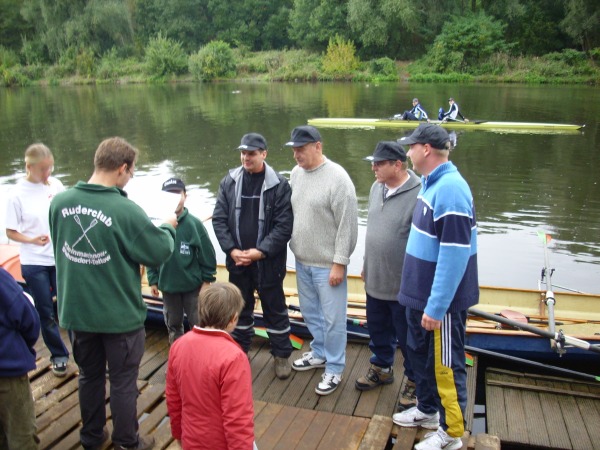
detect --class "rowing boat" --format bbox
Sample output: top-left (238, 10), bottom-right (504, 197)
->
top-left (2, 244), bottom-right (597, 363)
top-left (307, 117), bottom-right (585, 133)
top-left (143, 265), bottom-right (600, 363)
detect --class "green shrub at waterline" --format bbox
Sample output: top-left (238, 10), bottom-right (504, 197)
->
top-left (189, 41), bottom-right (236, 81)
top-left (322, 35), bottom-right (360, 78)
top-left (145, 33), bottom-right (188, 78)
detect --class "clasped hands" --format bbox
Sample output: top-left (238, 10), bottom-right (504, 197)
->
top-left (231, 248), bottom-right (264, 266)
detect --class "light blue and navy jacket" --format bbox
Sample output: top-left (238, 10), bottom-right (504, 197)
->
top-left (411, 103), bottom-right (429, 120)
top-left (398, 161), bottom-right (479, 318)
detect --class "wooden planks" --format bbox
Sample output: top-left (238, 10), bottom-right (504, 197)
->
top-left (486, 367), bottom-right (600, 450)
top-left (30, 326), bottom-right (489, 449)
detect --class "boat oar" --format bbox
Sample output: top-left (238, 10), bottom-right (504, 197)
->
top-left (468, 308), bottom-right (600, 355)
top-left (465, 345), bottom-right (600, 382)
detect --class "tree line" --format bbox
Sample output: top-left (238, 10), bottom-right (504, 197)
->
top-left (0, 0), bottom-right (598, 83)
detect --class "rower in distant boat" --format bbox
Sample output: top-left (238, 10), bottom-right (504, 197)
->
top-left (393, 98), bottom-right (429, 121)
top-left (438, 97), bottom-right (469, 123)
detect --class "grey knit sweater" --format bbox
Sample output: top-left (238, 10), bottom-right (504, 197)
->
top-left (290, 157), bottom-right (358, 268)
top-left (363, 170), bottom-right (421, 300)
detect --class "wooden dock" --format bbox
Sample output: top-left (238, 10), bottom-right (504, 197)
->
top-left (31, 327), bottom-right (497, 449)
top-left (486, 367), bottom-right (600, 450)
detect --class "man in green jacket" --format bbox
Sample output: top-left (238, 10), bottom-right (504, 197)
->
top-left (147, 178), bottom-right (216, 344)
top-left (49, 137), bottom-right (176, 450)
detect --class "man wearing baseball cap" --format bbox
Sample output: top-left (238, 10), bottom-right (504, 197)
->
top-left (147, 177), bottom-right (216, 344)
top-left (392, 124), bottom-right (479, 450)
top-left (285, 125), bottom-right (358, 395)
top-left (356, 141), bottom-right (421, 413)
top-left (213, 132), bottom-right (294, 379)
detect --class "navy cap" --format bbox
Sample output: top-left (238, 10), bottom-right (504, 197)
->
top-left (162, 177), bottom-right (186, 193)
top-left (237, 133), bottom-right (267, 151)
top-left (364, 141), bottom-right (406, 163)
top-left (285, 125), bottom-right (321, 146)
top-left (397, 124), bottom-right (451, 150)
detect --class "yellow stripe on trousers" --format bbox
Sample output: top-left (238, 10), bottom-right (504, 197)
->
top-left (433, 320), bottom-right (464, 438)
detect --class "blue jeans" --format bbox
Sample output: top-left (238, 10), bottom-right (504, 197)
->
top-left (366, 294), bottom-right (414, 380)
top-left (295, 261), bottom-right (347, 375)
top-left (21, 265), bottom-right (69, 363)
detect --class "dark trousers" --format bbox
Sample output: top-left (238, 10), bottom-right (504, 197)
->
top-left (162, 288), bottom-right (200, 344)
top-left (401, 111), bottom-right (419, 120)
top-left (229, 266), bottom-right (292, 357)
top-left (406, 308), bottom-right (468, 438)
top-left (366, 294), bottom-right (413, 380)
top-left (0, 375), bottom-right (38, 450)
top-left (72, 328), bottom-right (145, 448)
top-left (21, 265), bottom-right (69, 363)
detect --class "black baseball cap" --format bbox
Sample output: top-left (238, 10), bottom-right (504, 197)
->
top-left (162, 177), bottom-right (186, 193)
top-left (363, 141), bottom-right (406, 163)
top-left (237, 133), bottom-right (267, 151)
top-left (285, 125), bottom-right (321, 146)
top-left (397, 124), bottom-right (450, 150)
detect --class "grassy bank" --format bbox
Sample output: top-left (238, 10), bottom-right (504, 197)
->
top-left (2, 47), bottom-right (599, 87)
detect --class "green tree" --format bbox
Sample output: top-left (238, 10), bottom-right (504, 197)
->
top-left (561, 0), bottom-right (600, 53)
top-left (21, 0), bottom-right (134, 61)
top-left (289, 0), bottom-right (348, 51)
top-left (423, 12), bottom-right (509, 72)
top-left (0, 0), bottom-right (33, 50)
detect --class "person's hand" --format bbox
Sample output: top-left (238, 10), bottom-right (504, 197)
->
top-left (427, 119), bottom-right (431, 123)
top-left (231, 249), bottom-right (252, 266)
top-left (150, 285), bottom-right (159, 297)
top-left (242, 248), bottom-right (265, 262)
top-left (34, 234), bottom-right (50, 246)
top-left (464, 118), bottom-right (469, 123)
top-left (329, 263), bottom-right (345, 287)
top-left (163, 213), bottom-right (178, 229)
top-left (421, 312), bottom-right (442, 331)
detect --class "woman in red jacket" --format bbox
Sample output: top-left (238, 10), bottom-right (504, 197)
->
top-left (166, 282), bottom-right (255, 449)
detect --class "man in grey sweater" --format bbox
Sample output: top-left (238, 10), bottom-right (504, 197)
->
top-left (285, 125), bottom-right (358, 395)
top-left (356, 141), bottom-right (421, 410)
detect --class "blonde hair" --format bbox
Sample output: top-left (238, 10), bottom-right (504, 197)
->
top-left (24, 143), bottom-right (53, 166)
top-left (93, 137), bottom-right (138, 172)
top-left (198, 282), bottom-right (245, 329)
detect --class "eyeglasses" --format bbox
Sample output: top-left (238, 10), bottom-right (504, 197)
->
top-left (127, 167), bottom-right (134, 177)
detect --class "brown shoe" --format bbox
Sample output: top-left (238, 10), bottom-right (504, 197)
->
top-left (274, 356), bottom-right (292, 379)
top-left (355, 364), bottom-right (394, 391)
top-left (397, 378), bottom-right (417, 412)
top-left (116, 435), bottom-right (155, 450)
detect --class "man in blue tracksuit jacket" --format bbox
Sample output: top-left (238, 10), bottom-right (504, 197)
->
top-left (392, 124), bottom-right (479, 450)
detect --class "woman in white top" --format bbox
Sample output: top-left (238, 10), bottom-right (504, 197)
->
top-left (5, 143), bottom-right (70, 377)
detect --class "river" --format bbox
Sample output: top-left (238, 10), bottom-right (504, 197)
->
top-left (1, 82), bottom-right (599, 293)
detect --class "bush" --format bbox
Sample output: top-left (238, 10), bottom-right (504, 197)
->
top-left (322, 35), bottom-right (360, 76)
top-left (368, 57), bottom-right (398, 80)
top-left (76, 48), bottom-right (95, 78)
top-left (1, 65), bottom-right (30, 87)
top-left (20, 38), bottom-right (46, 65)
top-left (145, 33), bottom-right (188, 78)
top-left (189, 40), bottom-right (236, 81)
top-left (0, 46), bottom-right (19, 68)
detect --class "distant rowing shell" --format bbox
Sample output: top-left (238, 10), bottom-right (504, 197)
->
top-left (307, 117), bottom-right (585, 134)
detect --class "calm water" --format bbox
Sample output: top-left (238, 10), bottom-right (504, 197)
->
top-left (1, 82), bottom-right (599, 293)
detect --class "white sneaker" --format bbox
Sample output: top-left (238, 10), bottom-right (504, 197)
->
top-left (292, 352), bottom-right (326, 371)
top-left (315, 372), bottom-right (342, 395)
top-left (414, 427), bottom-right (462, 450)
top-left (392, 406), bottom-right (440, 429)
